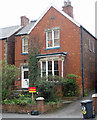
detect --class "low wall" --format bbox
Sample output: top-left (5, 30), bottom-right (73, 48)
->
top-left (2, 103), bottom-right (65, 114)
top-left (2, 104), bottom-right (37, 113)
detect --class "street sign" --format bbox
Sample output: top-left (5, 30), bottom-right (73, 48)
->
top-left (29, 87), bottom-right (36, 93)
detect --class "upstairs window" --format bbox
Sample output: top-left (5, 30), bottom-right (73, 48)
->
top-left (92, 40), bottom-right (95, 53)
top-left (22, 37), bottom-right (28, 53)
top-left (46, 28), bottom-right (60, 48)
top-left (89, 39), bottom-right (92, 51)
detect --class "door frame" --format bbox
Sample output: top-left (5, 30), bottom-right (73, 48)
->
top-left (21, 66), bottom-right (29, 88)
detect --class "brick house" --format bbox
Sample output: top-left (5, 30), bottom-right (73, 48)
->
top-left (0, 26), bottom-right (22, 64)
top-left (15, 1), bottom-right (96, 96)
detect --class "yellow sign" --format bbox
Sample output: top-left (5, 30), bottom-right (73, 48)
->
top-left (29, 87), bottom-right (36, 93)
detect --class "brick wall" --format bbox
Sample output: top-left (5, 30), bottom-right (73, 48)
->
top-left (15, 6), bottom-right (96, 93)
top-left (82, 28), bottom-right (96, 91)
top-left (0, 40), bottom-right (7, 62)
top-left (15, 35), bottom-right (29, 88)
top-left (29, 7), bottom-right (82, 91)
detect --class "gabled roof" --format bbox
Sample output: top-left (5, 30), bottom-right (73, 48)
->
top-left (28, 4), bottom-right (80, 34)
top-left (16, 21), bottom-right (36, 36)
top-left (0, 25), bottom-right (22, 40)
top-left (16, 4), bottom-right (80, 36)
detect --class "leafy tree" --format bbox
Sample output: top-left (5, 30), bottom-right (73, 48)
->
top-left (28, 34), bottom-right (44, 87)
top-left (1, 61), bottom-right (19, 100)
top-left (28, 48), bottom-right (40, 86)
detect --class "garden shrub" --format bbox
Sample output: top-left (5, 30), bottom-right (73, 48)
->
top-left (62, 74), bottom-right (78, 97)
top-left (1, 61), bottom-right (19, 100)
top-left (37, 76), bottom-right (62, 102)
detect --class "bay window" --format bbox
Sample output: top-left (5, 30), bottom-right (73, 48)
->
top-left (41, 60), bottom-right (59, 77)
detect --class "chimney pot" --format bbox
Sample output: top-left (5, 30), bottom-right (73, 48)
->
top-left (62, 0), bottom-right (74, 18)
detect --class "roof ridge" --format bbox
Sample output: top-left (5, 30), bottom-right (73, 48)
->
top-left (28, 4), bottom-right (80, 34)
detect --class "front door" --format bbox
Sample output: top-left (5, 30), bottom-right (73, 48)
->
top-left (21, 66), bottom-right (29, 88)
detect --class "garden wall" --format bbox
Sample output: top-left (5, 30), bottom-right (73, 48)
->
top-left (2, 102), bottom-right (66, 114)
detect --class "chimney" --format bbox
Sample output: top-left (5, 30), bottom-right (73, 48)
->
top-left (21, 16), bottom-right (29, 27)
top-left (62, 0), bottom-right (74, 18)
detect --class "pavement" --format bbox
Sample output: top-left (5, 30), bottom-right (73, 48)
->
top-left (2, 90), bottom-right (97, 119)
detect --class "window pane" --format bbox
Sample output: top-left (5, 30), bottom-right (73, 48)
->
top-left (54, 39), bottom-right (59, 46)
top-left (48, 40), bottom-right (52, 47)
top-left (24, 39), bottom-right (28, 45)
top-left (23, 66), bottom-right (28, 69)
top-left (24, 46), bottom-right (28, 52)
top-left (54, 31), bottom-right (59, 39)
top-left (24, 71), bottom-right (28, 79)
top-left (54, 31), bottom-right (59, 46)
top-left (48, 32), bottom-right (52, 39)
top-left (42, 72), bottom-right (46, 76)
top-left (54, 61), bottom-right (58, 70)
top-left (54, 71), bottom-right (59, 76)
top-left (48, 71), bottom-right (52, 75)
top-left (42, 62), bottom-right (46, 72)
top-left (48, 61), bottom-right (52, 70)
top-left (54, 61), bottom-right (59, 76)
top-left (89, 39), bottom-right (91, 51)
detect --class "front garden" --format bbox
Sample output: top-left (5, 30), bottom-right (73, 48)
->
top-left (1, 54), bottom-right (80, 113)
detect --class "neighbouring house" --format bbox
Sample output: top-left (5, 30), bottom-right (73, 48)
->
top-left (15, 1), bottom-right (97, 96)
top-left (0, 25), bottom-right (22, 64)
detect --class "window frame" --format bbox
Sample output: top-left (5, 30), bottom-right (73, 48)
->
top-left (22, 37), bottom-right (28, 54)
top-left (92, 40), bottom-right (95, 53)
top-left (89, 38), bottom-right (92, 52)
top-left (46, 29), bottom-right (60, 48)
top-left (41, 60), bottom-right (59, 77)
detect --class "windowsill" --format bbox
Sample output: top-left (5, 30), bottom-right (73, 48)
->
top-left (45, 47), bottom-right (60, 50)
top-left (21, 53), bottom-right (28, 55)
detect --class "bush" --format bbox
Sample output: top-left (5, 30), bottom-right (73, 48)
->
top-left (37, 76), bottom-right (62, 102)
top-left (1, 61), bottom-right (19, 100)
top-left (62, 74), bottom-right (78, 97)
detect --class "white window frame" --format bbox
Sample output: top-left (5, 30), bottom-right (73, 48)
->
top-left (89, 39), bottom-right (92, 51)
top-left (41, 60), bottom-right (60, 77)
top-left (92, 40), bottom-right (95, 53)
top-left (46, 29), bottom-right (60, 48)
top-left (22, 37), bottom-right (28, 53)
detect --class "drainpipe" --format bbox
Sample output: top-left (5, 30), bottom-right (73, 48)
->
top-left (81, 26), bottom-right (85, 97)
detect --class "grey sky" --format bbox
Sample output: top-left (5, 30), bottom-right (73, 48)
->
top-left (0, 0), bottom-right (96, 36)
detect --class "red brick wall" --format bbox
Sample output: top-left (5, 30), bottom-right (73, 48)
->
top-left (15, 35), bottom-right (28, 67)
top-left (15, 7), bottom-right (96, 93)
top-left (82, 29), bottom-right (96, 91)
top-left (0, 40), bottom-right (6, 62)
top-left (95, 39), bottom-right (97, 82)
top-left (7, 35), bottom-right (15, 64)
top-left (0, 40), bottom-right (2, 61)
top-left (15, 35), bottom-right (29, 88)
top-left (29, 7), bottom-right (82, 90)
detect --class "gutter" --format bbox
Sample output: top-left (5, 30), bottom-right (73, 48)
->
top-left (81, 26), bottom-right (85, 97)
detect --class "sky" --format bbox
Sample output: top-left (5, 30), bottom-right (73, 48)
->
top-left (0, 0), bottom-right (96, 36)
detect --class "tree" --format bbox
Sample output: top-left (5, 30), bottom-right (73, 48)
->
top-left (1, 61), bottom-right (19, 100)
top-left (28, 34), bottom-right (44, 87)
